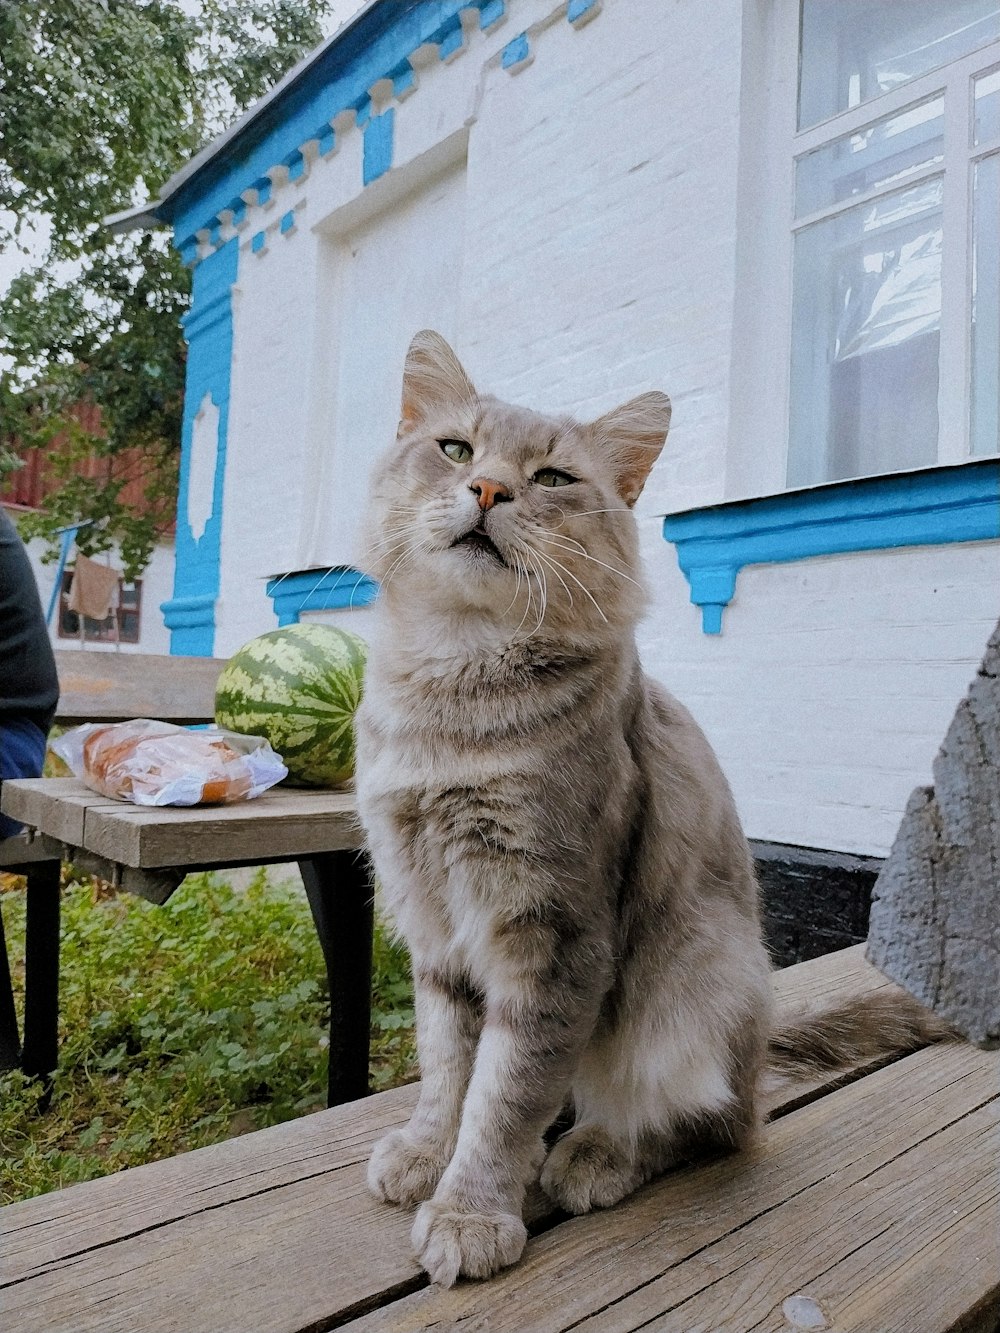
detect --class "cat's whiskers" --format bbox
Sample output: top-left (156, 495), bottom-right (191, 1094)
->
top-left (556, 507), bottom-right (630, 521)
top-left (379, 537), bottom-right (432, 592)
top-left (530, 546), bottom-right (575, 611)
top-left (512, 547), bottom-right (541, 639)
top-left (503, 549), bottom-right (529, 618)
top-left (535, 533), bottom-right (642, 589)
top-left (530, 551), bottom-right (549, 637)
top-left (526, 540), bottom-right (609, 624)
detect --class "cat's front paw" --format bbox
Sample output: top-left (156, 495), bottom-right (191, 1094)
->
top-left (540, 1125), bottom-right (642, 1214)
top-left (412, 1199), bottom-right (527, 1286)
top-left (367, 1129), bottom-right (451, 1207)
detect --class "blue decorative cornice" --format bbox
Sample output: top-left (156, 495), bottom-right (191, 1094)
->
top-left (165, 1), bottom-right (509, 257)
top-left (154, 0), bottom-right (606, 265)
top-left (663, 461), bottom-right (1000, 634)
top-left (363, 109), bottom-right (395, 186)
top-left (267, 567), bottom-right (379, 626)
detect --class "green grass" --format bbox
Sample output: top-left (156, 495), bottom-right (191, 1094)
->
top-left (0, 869), bottom-right (416, 1205)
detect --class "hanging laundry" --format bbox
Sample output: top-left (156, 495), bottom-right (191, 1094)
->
top-left (67, 555), bottom-right (121, 622)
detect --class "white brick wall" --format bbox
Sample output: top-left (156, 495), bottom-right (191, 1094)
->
top-left (212, 0), bottom-right (999, 855)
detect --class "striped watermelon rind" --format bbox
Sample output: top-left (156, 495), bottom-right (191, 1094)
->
top-left (214, 623), bottom-right (368, 787)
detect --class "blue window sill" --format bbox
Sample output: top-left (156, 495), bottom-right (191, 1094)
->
top-left (266, 567), bottom-right (378, 626)
top-left (662, 460), bottom-right (1000, 634)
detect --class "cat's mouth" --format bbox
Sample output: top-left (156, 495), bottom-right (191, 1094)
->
top-left (451, 525), bottom-right (506, 565)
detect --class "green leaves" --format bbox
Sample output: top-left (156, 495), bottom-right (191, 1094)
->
top-left (0, 0), bottom-right (331, 573)
top-left (0, 868), bottom-right (417, 1204)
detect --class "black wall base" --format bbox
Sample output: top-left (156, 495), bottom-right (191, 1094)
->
top-left (750, 840), bottom-right (883, 969)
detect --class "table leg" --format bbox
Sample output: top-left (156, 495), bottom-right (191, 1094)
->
top-left (21, 860), bottom-right (61, 1089)
top-left (298, 851), bottom-right (374, 1108)
top-left (0, 894), bottom-right (20, 1071)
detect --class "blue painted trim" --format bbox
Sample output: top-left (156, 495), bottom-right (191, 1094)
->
top-left (45, 526), bottom-right (80, 627)
top-left (251, 229), bottom-right (266, 253)
top-left (285, 150), bottom-right (306, 181)
top-left (363, 108), bottom-right (395, 185)
top-left (266, 568), bottom-right (379, 626)
top-left (502, 32), bottom-right (530, 68)
top-left (478, 0), bottom-right (506, 28)
top-left (279, 210), bottom-right (296, 234)
top-left (160, 238), bottom-right (240, 655)
top-left (355, 94), bottom-right (372, 128)
top-left (662, 462), bottom-right (1000, 635)
top-left (437, 16), bottom-right (464, 60)
top-left (317, 125), bottom-right (336, 156)
top-left (254, 177), bottom-right (272, 206)
top-left (390, 61), bottom-right (416, 99)
top-left (164, 2), bottom-right (502, 249)
top-left (567, 0), bottom-right (600, 24)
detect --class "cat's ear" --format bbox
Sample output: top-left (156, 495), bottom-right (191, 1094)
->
top-left (399, 330), bottom-right (478, 434)
top-left (590, 392), bottom-right (672, 506)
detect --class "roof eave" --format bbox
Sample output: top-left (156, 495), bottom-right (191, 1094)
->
top-left (101, 0), bottom-right (382, 236)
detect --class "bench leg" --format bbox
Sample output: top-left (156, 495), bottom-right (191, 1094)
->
top-left (21, 860), bottom-right (61, 1092)
top-left (0, 893), bottom-right (20, 1071)
top-left (298, 851), bottom-right (374, 1108)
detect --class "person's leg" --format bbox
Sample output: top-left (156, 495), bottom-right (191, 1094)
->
top-left (0, 716), bottom-right (48, 837)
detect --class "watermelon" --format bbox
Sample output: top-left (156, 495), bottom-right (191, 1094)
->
top-left (214, 623), bottom-right (368, 787)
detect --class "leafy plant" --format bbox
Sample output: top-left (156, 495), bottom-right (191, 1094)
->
top-left (0, 0), bottom-right (332, 577)
top-left (0, 867), bottom-right (416, 1204)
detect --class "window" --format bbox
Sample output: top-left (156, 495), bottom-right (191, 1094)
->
top-left (742, 1), bottom-right (1000, 492)
top-left (58, 571), bottom-right (142, 644)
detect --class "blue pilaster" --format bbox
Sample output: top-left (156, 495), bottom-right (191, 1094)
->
top-left (161, 238), bottom-right (239, 655)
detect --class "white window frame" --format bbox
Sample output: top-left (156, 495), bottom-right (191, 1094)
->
top-left (726, 0), bottom-right (1000, 501)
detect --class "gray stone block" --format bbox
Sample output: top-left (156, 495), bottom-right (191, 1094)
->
top-left (867, 620), bottom-right (1000, 1048)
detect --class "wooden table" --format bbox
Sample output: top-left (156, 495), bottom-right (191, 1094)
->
top-left (3, 947), bottom-right (997, 1333)
top-left (0, 777), bottom-right (372, 1105)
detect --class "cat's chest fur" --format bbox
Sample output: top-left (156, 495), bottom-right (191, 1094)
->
top-left (355, 635), bottom-right (625, 979)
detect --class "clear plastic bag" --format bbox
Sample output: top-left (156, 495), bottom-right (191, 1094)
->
top-left (52, 720), bottom-right (288, 807)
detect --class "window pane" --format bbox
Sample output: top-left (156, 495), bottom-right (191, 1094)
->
top-left (800, 1), bottom-right (1000, 129)
top-left (974, 65), bottom-right (1000, 142)
top-left (971, 154), bottom-right (1000, 454)
top-left (789, 178), bottom-right (942, 486)
top-left (796, 97), bottom-right (943, 215)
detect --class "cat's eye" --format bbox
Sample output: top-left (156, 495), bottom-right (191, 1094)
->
top-left (439, 439), bottom-right (473, 463)
top-left (533, 467), bottom-right (577, 488)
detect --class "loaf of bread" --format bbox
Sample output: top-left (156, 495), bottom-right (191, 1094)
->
top-left (81, 720), bottom-right (253, 805)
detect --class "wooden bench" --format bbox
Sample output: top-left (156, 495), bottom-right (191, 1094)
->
top-left (0, 652), bottom-right (372, 1105)
top-left (3, 946), bottom-right (997, 1333)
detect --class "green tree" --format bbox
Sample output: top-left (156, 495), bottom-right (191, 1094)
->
top-left (0, 0), bottom-right (330, 577)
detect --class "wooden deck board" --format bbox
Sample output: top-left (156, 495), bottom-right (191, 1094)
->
top-left (344, 1044), bottom-right (999, 1333)
top-left (5, 949), bottom-right (987, 1333)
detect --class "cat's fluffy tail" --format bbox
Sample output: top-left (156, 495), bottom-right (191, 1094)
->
top-left (768, 989), bottom-right (956, 1077)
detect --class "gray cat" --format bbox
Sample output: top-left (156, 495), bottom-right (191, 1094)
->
top-left (354, 331), bottom-right (943, 1287)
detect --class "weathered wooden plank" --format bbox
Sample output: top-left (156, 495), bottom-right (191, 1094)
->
top-left (563, 1090), bottom-right (998, 1332)
top-left (0, 779), bottom-right (365, 868)
top-left (81, 786), bottom-right (364, 866)
top-left (2, 1084), bottom-right (419, 1275)
top-left (0, 948), bottom-right (878, 1270)
top-left (0, 828), bottom-right (61, 869)
top-left (0, 950), bottom-right (960, 1333)
top-left (53, 650), bottom-right (224, 726)
top-left (344, 1044), bottom-right (998, 1333)
top-left (0, 778), bottom-right (127, 846)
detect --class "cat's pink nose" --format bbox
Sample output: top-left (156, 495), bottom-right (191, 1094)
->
top-left (470, 478), bottom-right (512, 511)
